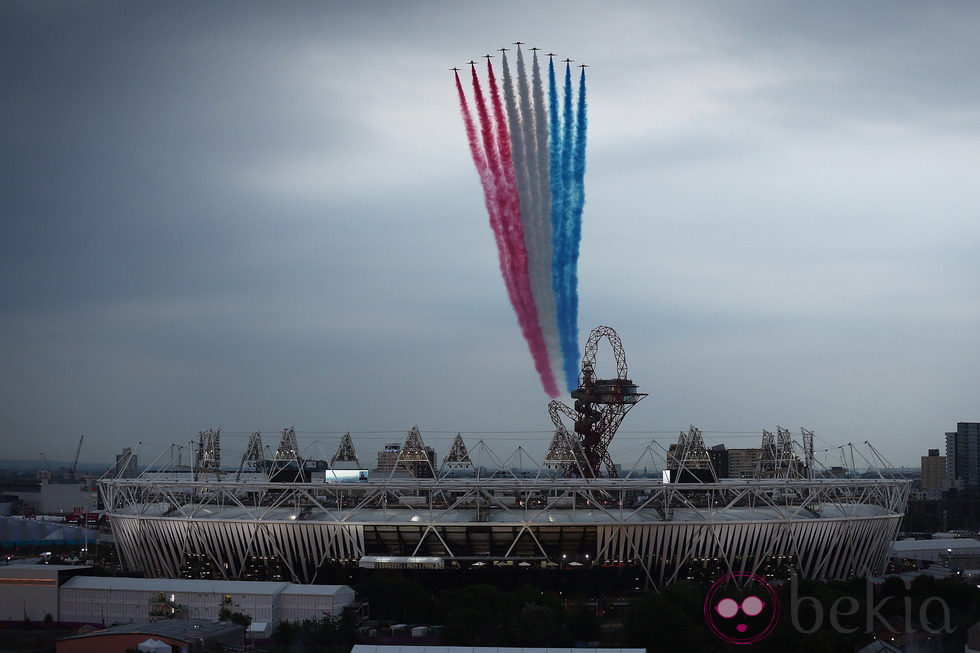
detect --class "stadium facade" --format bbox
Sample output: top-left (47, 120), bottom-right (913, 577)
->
top-left (99, 329), bottom-right (909, 589)
top-left (99, 437), bottom-right (909, 590)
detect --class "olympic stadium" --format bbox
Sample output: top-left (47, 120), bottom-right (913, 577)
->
top-left (98, 328), bottom-right (910, 589)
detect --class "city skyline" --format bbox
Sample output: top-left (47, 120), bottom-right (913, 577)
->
top-left (2, 2), bottom-right (978, 467)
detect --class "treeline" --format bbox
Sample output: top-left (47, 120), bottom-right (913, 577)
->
top-left (624, 574), bottom-right (980, 653)
top-left (266, 572), bottom-right (980, 651)
top-left (356, 576), bottom-right (602, 646)
top-left (270, 610), bottom-right (358, 652)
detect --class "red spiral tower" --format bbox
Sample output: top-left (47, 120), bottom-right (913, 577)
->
top-left (549, 325), bottom-right (647, 477)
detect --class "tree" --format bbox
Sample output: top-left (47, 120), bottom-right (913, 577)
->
top-left (566, 604), bottom-right (602, 643)
top-left (357, 575), bottom-right (433, 622)
top-left (514, 603), bottom-right (571, 647)
top-left (441, 607), bottom-right (483, 645)
top-left (219, 607), bottom-right (252, 627)
top-left (272, 620), bottom-right (297, 646)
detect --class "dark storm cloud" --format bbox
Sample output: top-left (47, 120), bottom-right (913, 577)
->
top-left (1, 1), bottom-right (978, 466)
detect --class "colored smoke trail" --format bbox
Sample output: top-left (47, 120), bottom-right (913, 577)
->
top-left (564, 66), bottom-right (587, 392)
top-left (548, 57), bottom-right (566, 381)
top-left (456, 71), bottom-right (511, 297)
top-left (527, 50), bottom-right (563, 389)
top-left (508, 48), bottom-right (563, 391)
top-left (501, 52), bottom-right (531, 233)
top-left (554, 60), bottom-right (581, 392)
top-left (453, 47), bottom-right (585, 398)
top-left (487, 60), bottom-right (557, 397)
top-left (461, 63), bottom-right (558, 397)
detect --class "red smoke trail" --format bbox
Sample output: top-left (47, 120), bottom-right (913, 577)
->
top-left (486, 61), bottom-right (558, 396)
top-left (460, 66), bottom-right (558, 397)
top-left (469, 68), bottom-right (514, 287)
top-left (456, 71), bottom-right (513, 301)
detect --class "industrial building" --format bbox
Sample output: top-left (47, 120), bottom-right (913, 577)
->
top-left (0, 563), bottom-right (92, 621)
top-left (889, 537), bottom-right (980, 567)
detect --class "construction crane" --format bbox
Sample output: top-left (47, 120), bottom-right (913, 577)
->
top-left (68, 434), bottom-right (84, 480)
top-left (39, 453), bottom-right (52, 477)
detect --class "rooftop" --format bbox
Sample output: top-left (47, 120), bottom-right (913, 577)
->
top-left (62, 618), bottom-right (242, 643)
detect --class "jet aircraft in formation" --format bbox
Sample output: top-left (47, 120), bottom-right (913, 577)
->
top-left (454, 48), bottom-right (587, 71)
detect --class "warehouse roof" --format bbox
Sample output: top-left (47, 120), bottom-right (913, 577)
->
top-left (60, 619), bottom-right (243, 645)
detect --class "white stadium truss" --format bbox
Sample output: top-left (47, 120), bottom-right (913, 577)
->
top-left (99, 436), bottom-right (909, 590)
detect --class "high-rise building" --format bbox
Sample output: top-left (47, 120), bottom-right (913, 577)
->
top-left (946, 422), bottom-right (980, 491)
top-left (920, 448), bottom-right (946, 499)
top-left (115, 448), bottom-right (138, 479)
top-left (709, 444), bottom-right (729, 479)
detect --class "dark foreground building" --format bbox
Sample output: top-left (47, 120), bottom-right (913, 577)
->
top-left (57, 619), bottom-right (244, 653)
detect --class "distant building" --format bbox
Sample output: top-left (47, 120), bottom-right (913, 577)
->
top-left (920, 448), bottom-right (946, 499)
top-left (115, 448), bottom-right (138, 479)
top-left (708, 444), bottom-right (729, 479)
top-left (727, 448), bottom-right (761, 479)
top-left (0, 564), bottom-right (92, 621)
top-left (946, 422), bottom-right (980, 491)
top-left (0, 480), bottom-right (92, 514)
top-left (376, 445), bottom-right (437, 477)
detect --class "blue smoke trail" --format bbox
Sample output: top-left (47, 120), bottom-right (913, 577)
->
top-left (558, 62), bottom-right (578, 392)
top-left (549, 58), bottom-right (570, 390)
top-left (565, 67), bottom-right (587, 392)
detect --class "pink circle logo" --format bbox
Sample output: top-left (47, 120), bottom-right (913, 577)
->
top-left (703, 572), bottom-right (780, 644)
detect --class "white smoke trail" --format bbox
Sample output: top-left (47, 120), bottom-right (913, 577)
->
top-left (501, 51), bottom-right (531, 227)
top-left (529, 50), bottom-right (563, 389)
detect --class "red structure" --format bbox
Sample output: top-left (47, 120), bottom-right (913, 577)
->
top-left (550, 325), bottom-right (646, 477)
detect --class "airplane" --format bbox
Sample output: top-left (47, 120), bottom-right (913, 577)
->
top-left (483, 53), bottom-right (494, 60)
top-left (498, 47), bottom-right (508, 53)
top-left (513, 41), bottom-right (523, 46)
top-left (563, 58), bottom-right (574, 64)
top-left (547, 52), bottom-right (556, 58)
top-left (468, 60), bottom-right (477, 66)
top-left (451, 67), bottom-right (460, 72)
top-left (530, 47), bottom-right (540, 52)
top-left (578, 64), bottom-right (589, 68)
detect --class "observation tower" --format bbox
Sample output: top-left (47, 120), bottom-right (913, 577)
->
top-left (550, 325), bottom-right (646, 477)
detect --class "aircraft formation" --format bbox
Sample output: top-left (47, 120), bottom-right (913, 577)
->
top-left (451, 42), bottom-right (589, 396)
top-left (451, 42), bottom-right (586, 72)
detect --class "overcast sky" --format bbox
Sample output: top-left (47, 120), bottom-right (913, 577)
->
top-left (2, 1), bottom-right (978, 470)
